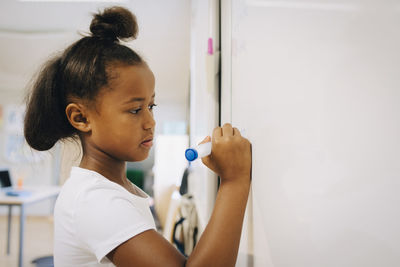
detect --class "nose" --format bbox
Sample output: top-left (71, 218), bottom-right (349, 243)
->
top-left (143, 109), bottom-right (156, 130)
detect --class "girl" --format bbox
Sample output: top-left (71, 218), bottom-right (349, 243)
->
top-left (24, 6), bottom-right (251, 267)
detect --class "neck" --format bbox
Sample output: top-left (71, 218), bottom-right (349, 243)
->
top-left (79, 148), bottom-right (127, 187)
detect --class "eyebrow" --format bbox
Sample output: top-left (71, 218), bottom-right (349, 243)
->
top-left (124, 93), bottom-right (155, 104)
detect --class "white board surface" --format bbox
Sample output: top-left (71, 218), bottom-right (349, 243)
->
top-left (227, 0), bottom-right (400, 266)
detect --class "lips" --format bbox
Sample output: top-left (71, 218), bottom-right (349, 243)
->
top-left (141, 136), bottom-right (153, 148)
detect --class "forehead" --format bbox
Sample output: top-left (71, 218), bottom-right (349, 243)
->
top-left (105, 64), bottom-right (155, 99)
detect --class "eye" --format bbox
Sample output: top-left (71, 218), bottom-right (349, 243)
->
top-left (130, 108), bottom-right (141, 114)
top-left (149, 104), bottom-right (157, 111)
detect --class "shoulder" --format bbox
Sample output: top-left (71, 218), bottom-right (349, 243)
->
top-left (59, 167), bottom-right (156, 262)
top-left (55, 167), bottom-right (156, 264)
top-left (65, 167), bottom-right (155, 229)
top-left (56, 167), bottom-right (146, 228)
top-left (60, 167), bottom-right (128, 201)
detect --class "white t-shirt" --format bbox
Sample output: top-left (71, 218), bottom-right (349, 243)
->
top-left (54, 167), bottom-right (156, 266)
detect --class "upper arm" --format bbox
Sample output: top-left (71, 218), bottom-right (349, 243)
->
top-left (107, 229), bottom-right (186, 267)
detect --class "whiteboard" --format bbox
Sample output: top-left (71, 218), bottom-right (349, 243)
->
top-left (225, 0), bottom-right (400, 266)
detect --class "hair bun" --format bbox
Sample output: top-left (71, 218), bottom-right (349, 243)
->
top-left (90, 6), bottom-right (138, 41)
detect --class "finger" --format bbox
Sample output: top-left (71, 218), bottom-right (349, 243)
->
top-left (212, 126), bottom-right (222, 139)
top-left (198, 136), bottom-right (211, 145)
top-left (222, 123), bottom-right (234, 136)
top-left (233, 127), bottom-right (241, 137)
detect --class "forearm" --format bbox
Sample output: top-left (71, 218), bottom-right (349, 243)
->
top-left (186, 177), bottom-right (251, 267)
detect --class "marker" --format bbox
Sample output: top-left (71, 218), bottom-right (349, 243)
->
top-left (185, 142), bottom-right (212, 162)
top-left (185, 129), bottom-right (246, 162)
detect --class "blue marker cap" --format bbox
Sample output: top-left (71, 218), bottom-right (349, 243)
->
top-left (185, 148), bottom-right (198, 161)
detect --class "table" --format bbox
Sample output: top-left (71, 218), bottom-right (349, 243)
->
top-left (0, 186), bottom-right (61, 267)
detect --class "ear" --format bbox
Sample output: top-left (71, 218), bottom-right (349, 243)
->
top-left (65, 103), bottom-right (91, 133)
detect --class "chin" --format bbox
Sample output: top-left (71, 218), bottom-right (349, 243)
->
top-left (128, 153), bottom-right (149, 162)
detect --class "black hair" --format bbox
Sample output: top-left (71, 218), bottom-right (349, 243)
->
top-left (24, 6), bottom-right (143, 151)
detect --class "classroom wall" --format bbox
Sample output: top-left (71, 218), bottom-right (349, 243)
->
top-left (223, 0), bottom-right (400, 266)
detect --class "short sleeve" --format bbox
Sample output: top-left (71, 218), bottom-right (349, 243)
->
top-left (74, 186), bottom-right (156, 263)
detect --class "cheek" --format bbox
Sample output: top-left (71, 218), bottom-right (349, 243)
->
top-left (90, 113), bottom-right (150, 160)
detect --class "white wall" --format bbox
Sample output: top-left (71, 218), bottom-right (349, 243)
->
top-left (226, 0), bottom-right (400, 266)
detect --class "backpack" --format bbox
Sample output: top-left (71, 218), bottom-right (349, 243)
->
top-left (172, 194), bottom-right (199, 257)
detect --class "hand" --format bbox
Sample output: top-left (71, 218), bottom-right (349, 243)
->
top-left (201, 123), bottom-right (252, 184)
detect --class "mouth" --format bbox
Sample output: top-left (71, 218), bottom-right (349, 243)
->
top-left (141, 136), bottom-right (153, 148)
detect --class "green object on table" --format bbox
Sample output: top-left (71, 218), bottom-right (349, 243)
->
top-left (126, 169), bottom-right (144, 190)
